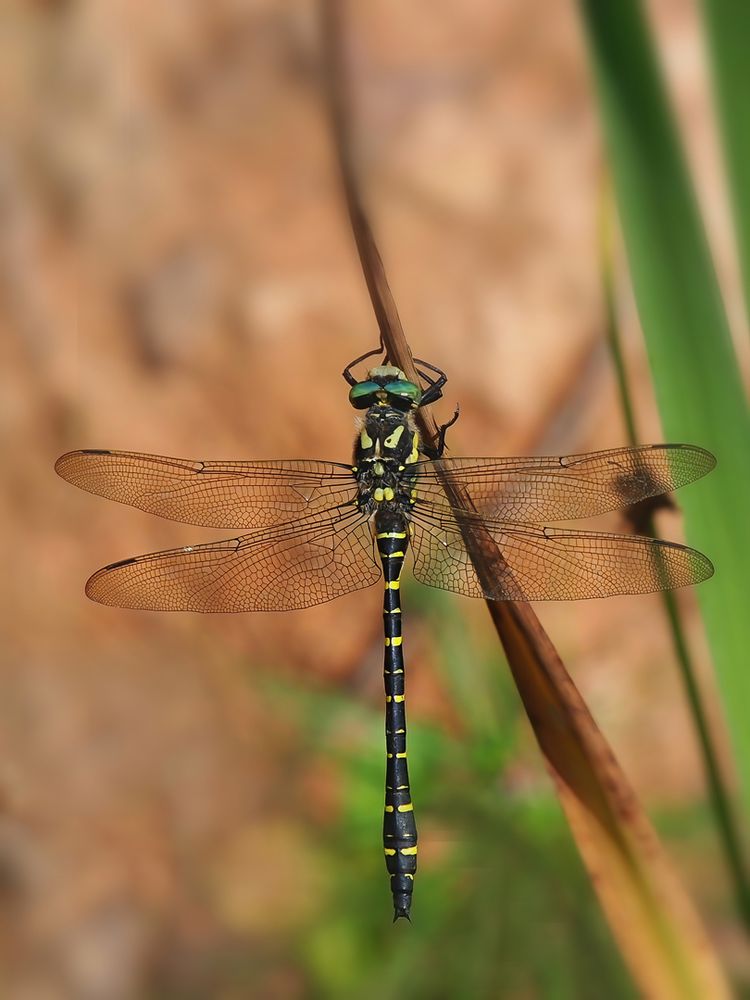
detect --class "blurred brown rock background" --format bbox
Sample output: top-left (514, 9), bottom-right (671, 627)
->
top-left (0, 0), bottom-right (745, 996)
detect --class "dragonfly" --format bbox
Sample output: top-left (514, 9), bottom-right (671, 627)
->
top-left (55, 348), bottom-right (715, 921)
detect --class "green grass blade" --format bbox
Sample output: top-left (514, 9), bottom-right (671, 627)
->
top-left (702, 0), bottom-right (750, 324)
top-left (601, 191), bottom-right (750, 930)
top-left (580, 0), bottom-right (750, 823)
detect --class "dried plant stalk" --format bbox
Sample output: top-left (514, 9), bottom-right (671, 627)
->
top-left (319, 2), bottom-right (730, 996)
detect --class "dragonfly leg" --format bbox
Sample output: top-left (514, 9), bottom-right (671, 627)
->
top-left (415, 359), bottom-right (447, 406)
top-left (421, 405), bottom-right (460, 459)
top-left (342, 343), bottom-right (386, 386)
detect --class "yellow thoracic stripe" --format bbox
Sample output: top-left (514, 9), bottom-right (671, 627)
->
top-left (360, 428), bottom-right (373, 449)
top-left (406, 432), bottom-right (419, 465)
top-left (383, 425), bottom-right (405, 449)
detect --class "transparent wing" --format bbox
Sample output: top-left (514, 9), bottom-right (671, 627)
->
top-left (55, 450), bottom-right (357, 529)
top-left (85, 509), bottom-right (380, 612)
top-left (413, 444), bottom-right (715, 523)
top-left (409, 506), bottom-right (714, 601)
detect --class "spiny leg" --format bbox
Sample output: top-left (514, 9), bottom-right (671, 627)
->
top-left (413, 357), bottom-right (448, 405)
top-left (376, 518), bottom-right (417, 921)
top-left (342, 343), bottom-right (385, 386)
top-left (422, 405), bottom-right (460, 459)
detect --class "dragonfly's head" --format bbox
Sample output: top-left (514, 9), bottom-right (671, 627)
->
top-left (348, 366), bottom-right (422, 412)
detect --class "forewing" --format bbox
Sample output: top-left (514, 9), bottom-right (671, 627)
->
top-left (55, 450), bottom-right (356, 529)
top-left (409, 507), bottom-right (714, 601)
top-left (414, 444), bottom-right (715, 523)
top-left (85, 510), bottom-right (380, 611)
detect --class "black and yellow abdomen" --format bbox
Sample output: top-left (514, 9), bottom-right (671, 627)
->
top-left (376, 510), bottom-right (417, 920)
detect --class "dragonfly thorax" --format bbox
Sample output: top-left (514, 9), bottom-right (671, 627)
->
top-left (353, 406), bottom-right (421, 515)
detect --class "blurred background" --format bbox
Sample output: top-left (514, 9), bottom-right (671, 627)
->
top-left (1, 0), bottom-right (748, 996)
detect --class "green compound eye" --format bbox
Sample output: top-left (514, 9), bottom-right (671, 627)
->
top-left (349, 380), bottom-right (382, 409)
top-left (384, 380), bottom-right (422, 409)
